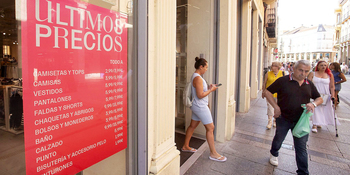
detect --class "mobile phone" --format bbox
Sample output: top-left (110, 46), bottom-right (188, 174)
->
top-left (217, 83), bottom-right (222, 87)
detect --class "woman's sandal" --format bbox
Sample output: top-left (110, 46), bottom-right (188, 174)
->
top-left (311, 126), bottom-right (317, 133)
top-left (181, 147), bottom-right (197, 153)
top-left (209, 155), bottom-right (227, 162)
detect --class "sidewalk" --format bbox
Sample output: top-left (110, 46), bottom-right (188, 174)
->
top-left (184, 87), bottom-right (350, 175)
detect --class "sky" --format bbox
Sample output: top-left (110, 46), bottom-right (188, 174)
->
top-left (278, 0), bottom-right (339, 31)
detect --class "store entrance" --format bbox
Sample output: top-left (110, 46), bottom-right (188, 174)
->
top-left (175, 0), bottom-right (217, 167)
top-left (175, 2), bottom-right (190, 166)
top-left (175, 0), bottom-right (187, 133)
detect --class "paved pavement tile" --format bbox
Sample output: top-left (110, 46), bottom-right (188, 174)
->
top-left (251, 141), bottom-right (272, 151)
top-left (307, 145), bottom-right (343, 157)
top-left (253, 132), bottom-right (275, 141)
top-left (336, 142), bottom-right (350, 155)
top-left (308, 129), bottom-right (334, 140)
top-left (211, 154), bottom-right (274, 175)
top-left (273, 153), bottom-right (298, 174)
top-left (238, 116), bottom-right (267, 127)
top-left (326, 154), bottom-right (350, 164)
top-left (334, 134), bottom-right (350, 144)
top-left (307, 149), bottom-right (327, 158)
top-left (184, 83), bottom-right (350, 174)
top-left (310, 155), bottom-right (349, 170)
top-left (343, 154), bottom-right (350, 160)
top-left (184, 154), bottom-right (219, 175)
top-left (230, 136), bottom-right (251, 144)
top-left (222, 141), bottom-right (272, 165)
top-left (308, 160), bottom-right (350, 175)
top-left (234, 122), bottom-right (269, 136)
top-left (235, 129), bottom-right (256, 136)
top-left (307, 136), bottom-right (340, 152)
top-left (272, 168), bottom-right (295, 175)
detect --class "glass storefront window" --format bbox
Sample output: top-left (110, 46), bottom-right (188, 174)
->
top-left (0, 0), bottom-right (137, 174)
top-left (175, 0), bottom-right (217, 133)
top-left (175, 0), bottom-right (218, 166)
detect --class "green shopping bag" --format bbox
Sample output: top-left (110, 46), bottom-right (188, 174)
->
top-left (292, 104), bottom-right (313, 138)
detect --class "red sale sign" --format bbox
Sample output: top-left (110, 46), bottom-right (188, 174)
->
top-left (22, 0), bottom-right (128, 174)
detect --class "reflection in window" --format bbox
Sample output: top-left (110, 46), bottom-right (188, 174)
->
top-left (3, 45), bottom-right (10, 56)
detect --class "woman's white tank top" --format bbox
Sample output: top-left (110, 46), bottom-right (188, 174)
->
top-left (191, 73), bottom-right (209, 107)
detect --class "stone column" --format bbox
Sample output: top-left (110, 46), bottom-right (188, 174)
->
top-left (317, 53), bottom-right (320, 61)
top-left (250, 10), bottom-right (259, 99)
top-left (310, 52), bottom-right (313, 64)
top-left (148, 1), bottom-right (180, 174)
top-left (288, 54), bottom-right (291, 62)
top-left (284, 53), bottom-right (287, 62)
top-left (215, 0), bottom-right (238, 142)
top-left (294, 53), bottom-right (297, 62)
top-left (340, 46), bottom-right (343, 62)
top-left (343, 46), bottom-right (346, 63)
top-left (279, 54), bottom-right (282, 62)
top-left (299, 53), bottom-right (302, 60)
top-left (347, 44), bottom-right (350, 64)
top-left (238, 0), bottom-right (252, 112)
top-left (345, 45), bottom-right (348, 63)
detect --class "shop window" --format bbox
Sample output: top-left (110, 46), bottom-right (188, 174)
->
top-left (0, 0), bottom-right (137, 174)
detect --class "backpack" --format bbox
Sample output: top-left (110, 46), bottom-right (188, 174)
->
top-left (183, 81), bottom-right (194, 108)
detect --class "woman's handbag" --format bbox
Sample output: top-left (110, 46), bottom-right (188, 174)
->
top-left (292, 104), bottom-right (313, 138)
top-left (320, 94), bottom-right (329, 106)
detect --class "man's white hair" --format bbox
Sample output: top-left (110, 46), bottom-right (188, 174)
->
top-left (294, 60), bottom-right (311, 69)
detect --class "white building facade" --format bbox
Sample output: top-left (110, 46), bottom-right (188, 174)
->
top-left (337, 0), bottom-right (350, 65)
top-left (277, 24), bottom-right (336, 64)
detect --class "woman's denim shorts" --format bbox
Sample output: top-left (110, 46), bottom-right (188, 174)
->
top-left (335, 83), bottom-right (341, 91)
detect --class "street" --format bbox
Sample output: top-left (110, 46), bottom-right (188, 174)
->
top-left (184, 75), bottom-right (350, 175)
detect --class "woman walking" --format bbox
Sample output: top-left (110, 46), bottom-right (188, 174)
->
top-left (330, 62), bottom-right (347, 109)
top-left (307, 61), bottom-right (336, 133)
top-left (262, 62), bottom-right (284, 129)
top-left (182, 57), bottom-right (227, 162)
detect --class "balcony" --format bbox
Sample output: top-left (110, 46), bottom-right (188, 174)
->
top-left (263, 0), bottom-right (276, 4)
top-left (342, 11), bottom-right (350, 23)
top-left (338, 20), bottom-right (342, 25)
top-left (336, 39), bottom-right (339, 45)
top-left (266, 8), bottom-right (276, 38)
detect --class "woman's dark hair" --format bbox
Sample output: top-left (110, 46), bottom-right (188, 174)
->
top-left (331, 62), bottom-right (342, 73)
top-left (194, 57), bottom-right (207, 69)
